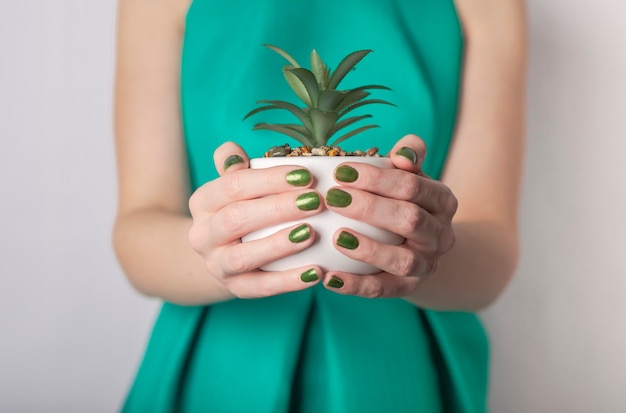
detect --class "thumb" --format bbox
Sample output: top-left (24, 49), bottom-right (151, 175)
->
top-left (213, 142), bottom-right (250, 176)
top-left (388, 134), bottom-right (427, 175)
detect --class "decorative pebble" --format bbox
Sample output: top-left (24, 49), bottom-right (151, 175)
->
top-left (365, 147), bottom-right (379, 156)
top-left (268, 144), bottom-right (292, 157)
top-left (263, 144), bottom-right (383, 158)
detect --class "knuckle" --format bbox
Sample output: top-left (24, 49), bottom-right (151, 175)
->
top-left (405, 204), bottom-right (424, 232)
top-left (187, 225), bottom-right (204, 252)
top-left (222, 246), bottom-right (250, 275)
top-left (395, 252), bottom-right (418, 277)
top-left (188, 192), bottom-right (200, 215)
top-left (255, 282), bottom-right (275, 299)
top-left (445, 190), bottom-right (458, 215)
top-left (220, 204), bottom-right (245, 233)
top-left (424, 258), bottom-right (439, 276)
top-left (398, 278), bottom-right (420, 296)
top-left (440, 228), bottom-right (456, 252)
top-left (362, 283), bottom-right (385, 299)
top-left (204, 258), bottom-right (222, 281)
top-left (229, 284), bottom-right (250, 299)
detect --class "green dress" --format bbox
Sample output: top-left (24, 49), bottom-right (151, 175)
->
top-left (122, 1), bottom-right (489, 412)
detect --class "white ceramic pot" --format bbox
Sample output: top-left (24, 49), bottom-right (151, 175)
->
top-left (242, 156), bottom-right (404, 274)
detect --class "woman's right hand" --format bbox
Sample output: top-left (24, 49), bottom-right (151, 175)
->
top-left (188, 142), bottom-right (324, 299)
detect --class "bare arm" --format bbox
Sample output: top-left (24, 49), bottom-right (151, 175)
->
top-left (112, 0), bottom-right (233, 305)
top-left (113, 0), bottom-right (325, 305)
top-left (407, 0), bottom-right (528, 310)
top-left (322, 0), bottom-right (527, 311)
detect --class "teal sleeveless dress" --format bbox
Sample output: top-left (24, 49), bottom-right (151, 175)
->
top-left (122, 1), bottom-right (489, 412)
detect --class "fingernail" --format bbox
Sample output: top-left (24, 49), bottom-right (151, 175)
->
top-left (327, 275), bottom-right (344, 289)
top-left (296, 192), bottom-right (321, 211)
top-left (325, 188), bottom-right (352, 207)
top-left (335, 165), bottom-right (358, 183)
top-left (223, 154), bottom-right (244, 170)
top-left (289, 224), bottom-right (311, 243)
top-left (396, 147), bottom-right (418, 164)
top-left (286, 169), bottom-right (312, 186)
top-left (301, 268), bottom-right (319, 283)
top-left (336, 231), bottom-right (359, 249)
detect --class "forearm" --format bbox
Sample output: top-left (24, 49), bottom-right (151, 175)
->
top-left (113, 209), bottom-right (234, 306)
top-left (404, 220), bottom-right (519, 312)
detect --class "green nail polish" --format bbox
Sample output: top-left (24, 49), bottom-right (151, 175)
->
top-left (396, 147), bottom-right (418, 164)
top-left (286, 169), bottom-right (312, 186)
top-left (296, 192), bottom-right (320, 211)
top-left (223, 154), bottom-right (244, 170)
top-left (301, 268), bottom-right (319, 283)
top-left (337, 231), bottom-right (359, 249)
top-left (326, 188), bottom-right (352, 207)
top-left (289, 224), bottom-right (310, 243)
top-left (327, 276), bottom-right (344, 289)
top-left (335, 165), bottom-right (358, 183)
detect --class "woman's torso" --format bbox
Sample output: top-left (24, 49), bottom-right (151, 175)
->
top-left (122, 2), bottom-right (489, 412)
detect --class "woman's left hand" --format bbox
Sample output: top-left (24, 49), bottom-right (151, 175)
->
top-left (323, 134), bottom-right (458, 298)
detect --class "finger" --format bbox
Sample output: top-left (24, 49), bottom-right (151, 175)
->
top-left (325, 187), bottom-right (445, 241)
top-left (218, 223), bottom-right (316, 275)
top-left (208, 190), bottom-right (323, 243)
top-left (333, 162), bottom-right (457, 217)
top-left (323, 270), bottom-right (421, 299)
top-left (331, 228), bottom-right (438, 277)
top-left (387, 134), bottom-right (427, 174)
top-left (226, 265), bottom-right (323, 299)
top-left (189, 163), bottom-right (315, 214)
top-left (214, 142), bottom-right (250, 175)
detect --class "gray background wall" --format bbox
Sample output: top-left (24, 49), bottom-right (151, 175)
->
top-left (1, 1), bottom-right (624, 411)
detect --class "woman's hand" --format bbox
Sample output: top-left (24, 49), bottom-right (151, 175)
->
top-left (188, 142), bottom-right (324, 299)
top-left (322, 134), bottom-right (458, 298)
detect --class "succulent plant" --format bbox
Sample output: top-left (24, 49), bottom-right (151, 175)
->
top-left (244, 45), bottom-right (394, 149)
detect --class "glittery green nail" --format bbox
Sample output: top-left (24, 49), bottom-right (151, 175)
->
top-left (336, 231), bottom-right (359, 249)
top-left (396, 147), bottom-right (418, 164)
top-left (286, 169), bottom-right (312, 186)
top-left (223, 154), bottom-right (244, 170)
top-left (300, 268), bottom-right (319, 283)
top-left (325, 188), bottom-right (352, 207)
top-left (335, 165), bottom-right (358, 183)
top-left (327, 276), bottom-right (344, 289)
top-left (296, 192), bottom-right (321, 211)
top-left (289, 224), bottom-right (311, 243)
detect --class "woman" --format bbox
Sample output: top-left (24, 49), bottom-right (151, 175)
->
top-left (113, 0), bottom-right (526, 411)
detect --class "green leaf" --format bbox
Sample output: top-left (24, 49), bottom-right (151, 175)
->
top-left (243, 105), bottom-right (277, 121)
top-left (335, 85), bottom-right (392, 113)
top-left (283, 67), bottom-right (313, 107)
top-left (253, 123), bottom-right (313, 146)
top-left (309, 108), bottom-right (339, 146)
top-left (330, 124), bottom-right (380, 146)
top-left (335, 90), bottom-right (370, 113)
top-left (287, 68), bottom-right (320, 107)
top-left (327, 114), bottom-right (372, 138)
top-left (264, 44), bottom-right (300, 67)
top-left (317, 90), bottom-right (347, 112)
top-left (328, 49), bottom-right (372, 90)
top-left (338, 99), bottom-right (396, 118)
top-left (254, 100), bottom-right (313, 130)
top-left (310, 50), bottom-right (330, 90)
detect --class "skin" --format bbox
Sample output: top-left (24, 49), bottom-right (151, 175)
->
top-left (113, 0), bottom-right (526, 310)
